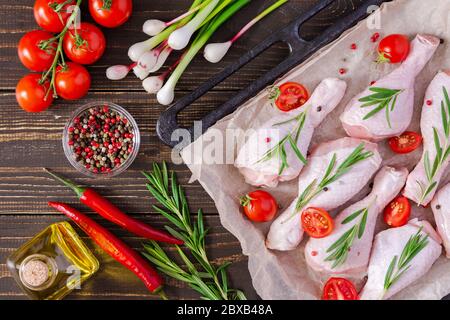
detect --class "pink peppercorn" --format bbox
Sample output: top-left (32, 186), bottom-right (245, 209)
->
top-left (371, 32), bottom-right (380, 42)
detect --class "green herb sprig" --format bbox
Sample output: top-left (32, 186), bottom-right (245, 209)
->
top-left (325, 205), bottom-right (370, 268)
top-left (257, 111), bottom-right (308, 175)
top-left (293, 143), bottom-right (374, 216)
top-left (383, 227), bottom-right (429, 291)
top-left (359, 87), bottom-right (403, 128)
top-left (142, 163), bottom-right (246, 300)
top-left (416, 87), bottom-right (450, 204)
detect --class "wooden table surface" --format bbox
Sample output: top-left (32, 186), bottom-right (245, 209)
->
top-left (0, 0), bottom-right (368, 300)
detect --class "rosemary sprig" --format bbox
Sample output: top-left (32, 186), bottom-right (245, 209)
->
top-left (416, 87), bottom-right (450, 205)
top-left (257, 111), bottom-right (308, 175)
top-left (293, 143), bottom-right (374, 215)
top-left (383, 227), bottom-right (429, 291)
top-left (142, 163), bottom-right (246, 300)
top-left (325, 205), bottom-right (370, 268)
top-left (359, 87), bottom-right (403, 128)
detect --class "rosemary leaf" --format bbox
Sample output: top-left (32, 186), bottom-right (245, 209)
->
top-left (326, 227), bottom-right (356, 254)
top-left (383, 228), bottom-right (429, 291)
top-left (288, 135), bottom-right (307, 165)
top-left (141, 163), bottom-right (246, 300)
top-left (358, 209), bottom-right (368, 239)
top-left (417, 87), bottom-right (450, 203)
top-left (441, 101), bottom-right (449, 137)
top-left (384, 256), bottom-right (397, 290)
top-left (294, 144), bottom-right (373, 214)
top-left (359, 87), bottom-right (403, 128)
top-left (341, 208), bottom-right (364, 224)
top-left (257, 111), bottom-right (308, 174)
top-left (324, 206), bottom-right (369, 267)
top-left (444, 86), bottom-right (450, 116)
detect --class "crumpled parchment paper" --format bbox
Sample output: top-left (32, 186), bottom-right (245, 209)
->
top-left (180, 0), bottom-right (450, 299)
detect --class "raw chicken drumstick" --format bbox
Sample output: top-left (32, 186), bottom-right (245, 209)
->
top-left (266, 137), bottom-right (382, 251)
top-left (404, 71), bottom-right (450, 205)
top-left (360, 219), bottom-right (442, 300)
top-left (340, 34), bottom-right (440, 141)
top-left (305, 166), bottom-right (408, 274)
top-left (431, 183), bottom-right (450, 258)
top-left (235, 78), bottom-right (347, 188)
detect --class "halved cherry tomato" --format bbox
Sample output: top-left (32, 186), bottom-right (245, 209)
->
top-left (271, 82), bottom-right (309, 112)
top-left (322, 277), bottom-right (359, 300)
top-left (55, 62), bottom-right (91, 100)
top-left (384, 196), bottom-right (411, 228)
top-left (18, 30), bottom-right (56, 72)
top-left (240, 190), bottom-right (278, 222)
top-left (377, 34), bottom-right (410, 64)
top-left (301, 207), bottom-right (334, 238)
top-left (388, 131), bottom-right (422, 154)
top-left (63, 22), bottom-right (106, 65)
top-left (34, 0), bottom-right (76, 33)
top-left (16, 74), bottom-right (53, 112)
top-left (89, 0), bottom-right (133, 28)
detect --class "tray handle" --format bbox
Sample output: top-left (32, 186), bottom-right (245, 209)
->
top-left (157, 0), bottom-right (386, 148)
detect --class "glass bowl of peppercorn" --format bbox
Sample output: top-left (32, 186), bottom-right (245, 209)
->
top-left (63, 102), bottom-right (140, 178)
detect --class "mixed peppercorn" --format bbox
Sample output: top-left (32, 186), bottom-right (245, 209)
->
top-left (67, 105), bottom-right (135, 174)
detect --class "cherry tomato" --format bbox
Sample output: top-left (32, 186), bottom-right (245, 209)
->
top-left (271, 82), bottom-right (309, 112)
top-left (322, 277), bottom-right (359, 300)
top-left (89, 0), bottom-right (132, 28)
top-left (388, 131), bottom-right (423, 154)
top-left (55, 62), bottom-right (91, 100)
top-left (63, 22), bottom-right (106, 65)
top-left (18, 30), bottom-right (56, 72)
top-left (34, 0), bottom-right (76, 33)
top-left (301, 207), bottom-right (334, 238)
top-left (377, 34), bottom-right (410, 64)
top-left (384, 196), bottom-right (411, 228)
top-left (240, 190), bottom-right (278, 222)
top-left (16, 74), bottom-right (53, 112)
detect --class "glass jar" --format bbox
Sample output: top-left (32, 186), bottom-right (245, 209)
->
top-left (7, 222), bottom-right (99, 300)
top-left (62, 101), bottom-right (141, 178)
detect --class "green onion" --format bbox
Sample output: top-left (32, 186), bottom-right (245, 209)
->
top-left (157, 0), bottom-right (251, 105)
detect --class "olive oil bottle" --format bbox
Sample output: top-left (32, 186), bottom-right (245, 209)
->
top-left (7, 222), bottom-right (99, 300)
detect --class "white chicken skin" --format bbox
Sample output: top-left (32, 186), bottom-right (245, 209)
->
top-left (266, 137), bottom-right (382, 251)
top-left (235, 78), bottom-right (347, 188)
top-left (403, 71), bottom-right (450, 206)
top-left (360, 219), bottom-right (442, 300)
top-left (431, 183), bottom-right (450, 258)
top-left (305, 166), bottom-right (408, 275)
top-left (340, 34), bottom-right (440, 141)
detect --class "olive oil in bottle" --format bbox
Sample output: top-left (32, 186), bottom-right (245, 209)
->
top-left (7, 222), bottom-right (99, 300)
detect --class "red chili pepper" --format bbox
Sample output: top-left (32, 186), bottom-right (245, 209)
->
top-left (48, 201), bottom-right (164, 294)
top-left (44, 168), bottom-right (183, 245)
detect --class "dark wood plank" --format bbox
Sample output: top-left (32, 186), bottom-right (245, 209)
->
top-left (0, 215), bottom-right (258, 300)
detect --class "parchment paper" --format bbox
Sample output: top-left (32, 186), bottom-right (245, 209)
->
top-left (180, 0), bottom-right (450, 299)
